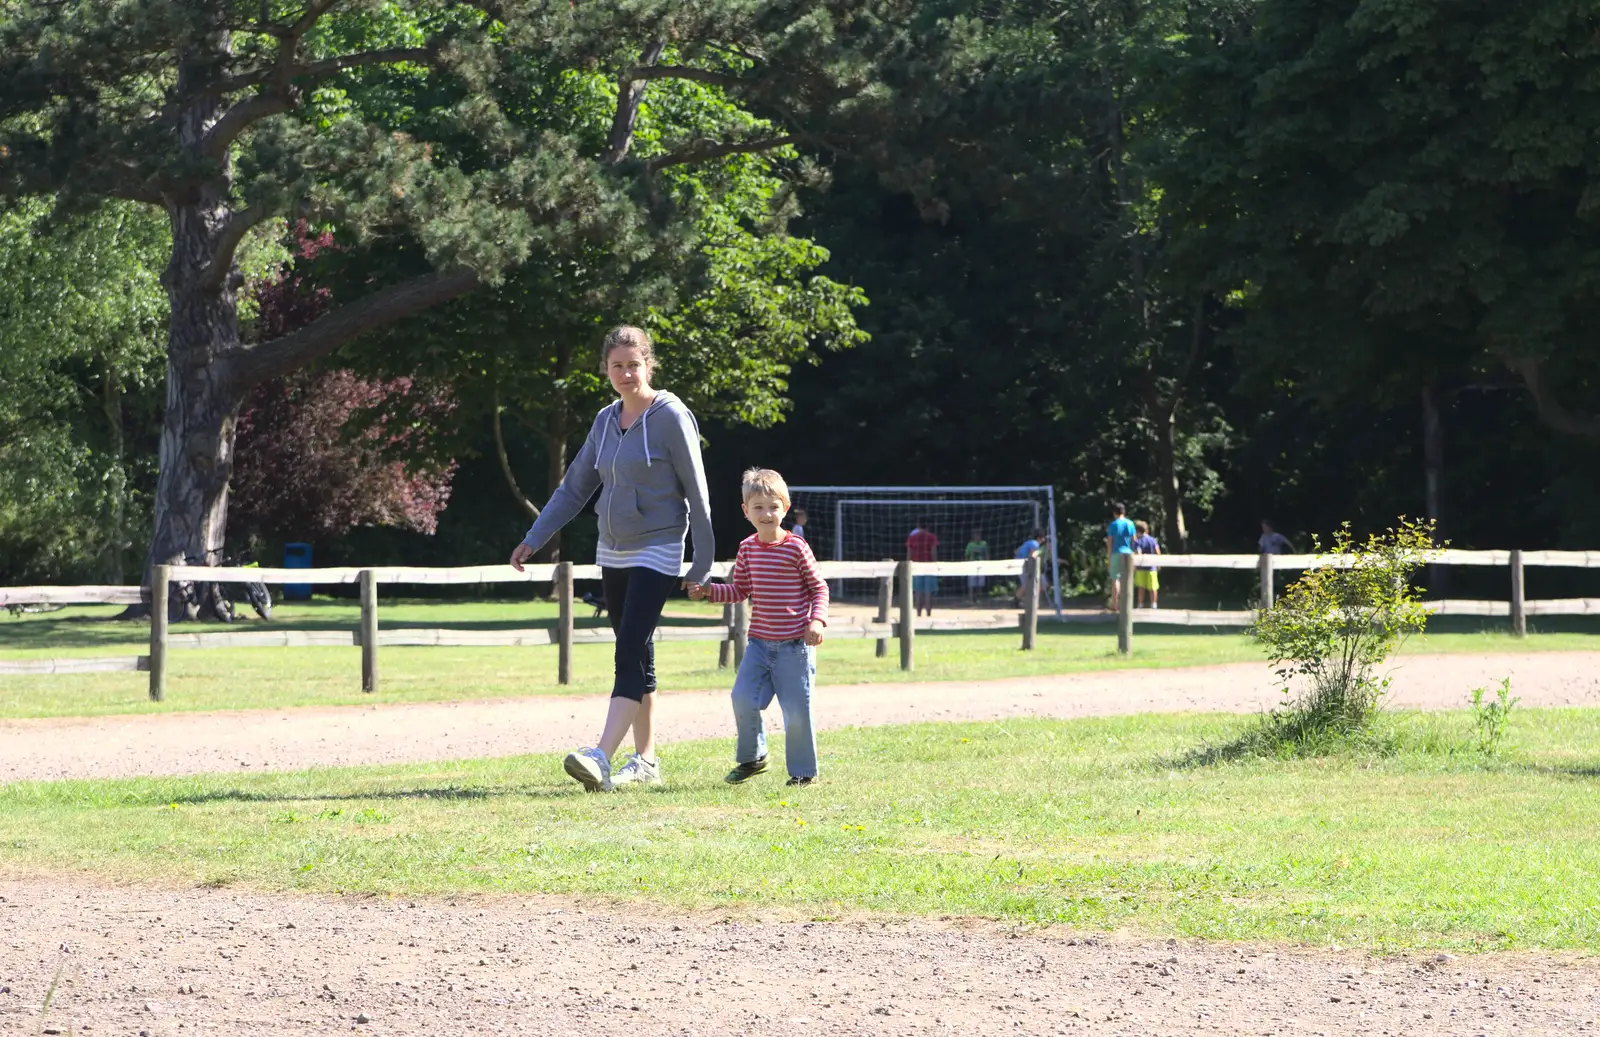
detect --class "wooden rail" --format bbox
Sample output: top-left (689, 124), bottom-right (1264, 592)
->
top-left (4, 548), bottom-right (1597, 687)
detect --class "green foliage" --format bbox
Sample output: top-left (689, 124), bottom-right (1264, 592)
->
top-left (338, 56), bottom-right (868, 516)
top-left (0, 198), bottom-right (169, 581)
top-left (0, 0), bottom-right (952, 569)
top-left (1166, 0), bottom-right (1600, 439)
top-left (1251, 519), bottom-right (1435, 735)
top-left (1470, 677), bottom-right (1520, 757)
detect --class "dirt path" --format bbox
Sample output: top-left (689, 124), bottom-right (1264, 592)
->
top-left (4, 657), bottom-right (1600, 1033)
top-left (2, 877), bottom-right (1597, 1036)
top-left (1, 652), bottom-right (1596, 782)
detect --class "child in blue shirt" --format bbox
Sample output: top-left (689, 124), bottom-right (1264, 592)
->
top-left (1105, 502), bottom-right (1137, 609)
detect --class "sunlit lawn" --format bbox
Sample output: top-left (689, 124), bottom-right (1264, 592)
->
top-left (3, 709), bottom-right (1597, 951)
top-left (1, 598), bottom-right (1596, 719)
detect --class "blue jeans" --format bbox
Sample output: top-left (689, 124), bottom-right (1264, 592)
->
top-left (731, 637), bottom-right (818, 778)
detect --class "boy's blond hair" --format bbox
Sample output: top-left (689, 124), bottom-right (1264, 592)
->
top-left (740, 467), bottom-right (791, 507)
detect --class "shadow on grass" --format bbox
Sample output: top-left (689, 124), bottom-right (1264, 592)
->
top-left (166, 785), bottom-right (507, 805)
top-left (160, 779), bottom-right (632, 806)
top-left (1159, 708), bottom-right (1441, 770)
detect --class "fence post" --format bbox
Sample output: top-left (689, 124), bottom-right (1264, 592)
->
top-left (733, 598), bottom-right (749, 667)
top-left (719, 603), bottom-right (734, 668)
top-left (1257, 552), bottom-right (1275, 611)
top-left (148, 564), bottom-right (169, 702)
top-left (359, 569), bottom-right (379, 693)
top-left (1021, 555), bottom-right (1039, 651)
top-left (875, 559), bottom-right (893, 659)
top-left (1117, 553), bottom-right (1135, 656)
top-left (1510, 549), bottom-right (1526, 638)
top-left (897, 559), bottom-right (915, 671)
top-left (556, 561), bottom-right (574, 684)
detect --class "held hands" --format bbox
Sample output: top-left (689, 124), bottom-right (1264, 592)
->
top-left (805, 619), bottom-right (825, 647)
top-left (509, 543), bottom-right (534, 572)
top-left (685, 580), bottom-right (707, 601)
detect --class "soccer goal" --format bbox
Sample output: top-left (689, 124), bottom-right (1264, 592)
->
top-left (788, 485), bottom-right (1063, 613)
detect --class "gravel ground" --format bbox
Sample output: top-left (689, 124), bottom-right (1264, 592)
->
top-left (0, 652), bottom-right (1595, 782)
top-left (1, 878), bottom-right (1597, 1036)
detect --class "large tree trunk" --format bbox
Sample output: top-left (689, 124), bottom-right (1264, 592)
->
top-left (140, 47), bottom-right (246, 618)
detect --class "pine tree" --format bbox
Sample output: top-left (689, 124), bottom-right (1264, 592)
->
top-left (0, 0), bottom-right (934, 580)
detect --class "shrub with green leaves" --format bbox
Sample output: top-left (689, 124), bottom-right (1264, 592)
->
top-left (1252, 519), bottom-right (1435, 735)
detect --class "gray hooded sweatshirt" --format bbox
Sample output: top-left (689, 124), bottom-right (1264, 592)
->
top-left (519, 391), bottom-right (715, 584)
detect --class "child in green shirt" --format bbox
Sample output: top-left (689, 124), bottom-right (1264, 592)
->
top-left (964, 529), bottom-right (989, 604)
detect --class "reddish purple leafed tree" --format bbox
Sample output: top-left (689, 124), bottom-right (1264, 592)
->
top-left (231, 224), bottom-right (457, 541)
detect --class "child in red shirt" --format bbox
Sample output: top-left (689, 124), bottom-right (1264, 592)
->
top-left (906, 519), bottom-right (940, 616)
top-left (689, 468), bottom-right (828, 785)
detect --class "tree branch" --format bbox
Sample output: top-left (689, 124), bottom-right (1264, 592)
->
top-left (226, 268), bottom-right (481, 390)
top-left (298, 47), bottom-right (434, 80)
top-left (626, 64), bottom-right (746, 90)
top-left (289, 0), bottom-right (345, 37)
top-left (199, 205), bottom-right (278, 292)
top-left (606, 39), bottom-right (666, 165)
top-left (1506, 356), bottom-right (1600, 439)
top-left (645, 134), bottom-right (800, 172)
top-left (203, 93), bottom-right (293, 159)
top-left (492, 386), bottom-right (540, 521)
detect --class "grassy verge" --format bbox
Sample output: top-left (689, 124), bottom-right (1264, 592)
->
top-left (3, 709), bottom-right (1598, 951)
top-left (1, 601), bottom-right (1595, 719)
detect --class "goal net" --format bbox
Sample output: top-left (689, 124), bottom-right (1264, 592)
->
top-left (787, 485), bottom-right (1062, 613)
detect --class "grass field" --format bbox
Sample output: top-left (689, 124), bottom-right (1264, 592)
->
top-left (2, 709), bottom-right (1596, 951)
top-left (1, 599), bottom-right (1597, 719)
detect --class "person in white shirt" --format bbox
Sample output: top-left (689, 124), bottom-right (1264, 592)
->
top-left (790, 507), bottom-right (808, 541)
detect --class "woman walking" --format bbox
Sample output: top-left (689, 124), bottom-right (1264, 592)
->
top-left (509, 325), bottom-right (714, 791)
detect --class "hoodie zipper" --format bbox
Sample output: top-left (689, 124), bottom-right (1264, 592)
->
top-left (605, 395), bottom-right (662, 542)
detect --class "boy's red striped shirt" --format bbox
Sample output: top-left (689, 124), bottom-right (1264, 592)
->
top-left (704, 532), bottom-right (829, 641)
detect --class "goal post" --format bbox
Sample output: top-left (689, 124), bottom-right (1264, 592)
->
top-left (788, 485), bottom-right (1063, 614)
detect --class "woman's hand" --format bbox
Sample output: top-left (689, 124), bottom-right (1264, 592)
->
top-left (509, 543), bottom-right (534, 572)
top-left (685, 581), bottom-right (706, 601)
top-left (805, 619), bottom-right (825, 646)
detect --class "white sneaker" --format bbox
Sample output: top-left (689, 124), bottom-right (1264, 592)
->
top-left (610, 752), bottom-right (662, 788)
top-left (563, 746), bottom-right (611, 792)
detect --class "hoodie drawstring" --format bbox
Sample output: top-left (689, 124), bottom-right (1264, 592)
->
top-left (593, 411), bottom-right (609, 471)
top-left (597, 397), bottom-right (657, 470)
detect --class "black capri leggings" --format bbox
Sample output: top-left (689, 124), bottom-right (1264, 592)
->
top-left (601, 566), bottom-right (679, 702)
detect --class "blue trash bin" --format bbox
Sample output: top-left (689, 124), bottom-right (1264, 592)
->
top-left (284, 542), bottom-right (312, 600)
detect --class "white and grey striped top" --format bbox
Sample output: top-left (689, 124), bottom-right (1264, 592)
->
top-left (595, 539), bottom-right (688, 579)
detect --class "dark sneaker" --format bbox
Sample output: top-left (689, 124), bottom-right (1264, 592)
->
top-left (785, 776), bottom-right (817, 787)
top-left (724, 756), bottom-right (769, 784)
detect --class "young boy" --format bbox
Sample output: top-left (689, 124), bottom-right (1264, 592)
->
top-left (1105, 502), bottom-right (1137, 609)
top-left (906, 518), bottom-right (940, 616)
top-left (1132, 520), bottom-right (1160, 609)
top-left (689, 468), bottom-right (828, 786)
top-left (963, 528), bottom-right (989, 604)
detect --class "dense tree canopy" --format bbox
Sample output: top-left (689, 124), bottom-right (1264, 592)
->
top-left (4, 0), bottom-right (1600, 590)
top-left (0, 0), bottom-right (956, 584)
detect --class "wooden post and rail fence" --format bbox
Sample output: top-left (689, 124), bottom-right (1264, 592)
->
top-left (1, 550), bottom-right (1596, 696)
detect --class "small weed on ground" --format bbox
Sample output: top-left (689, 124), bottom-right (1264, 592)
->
top-left (1471, 677), bottom-right (1520, 756)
